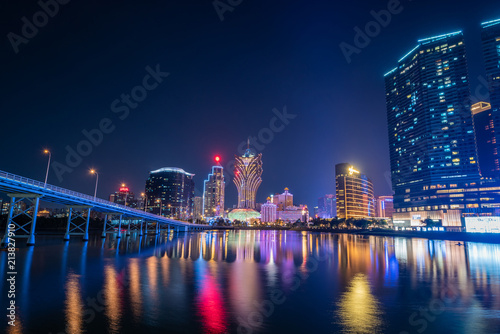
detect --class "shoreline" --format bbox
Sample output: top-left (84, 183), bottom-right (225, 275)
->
top-left (211, 226), bottom-right (500, 244)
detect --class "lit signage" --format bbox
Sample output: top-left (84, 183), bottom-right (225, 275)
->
top-left (348, 167), bottom-right (360, 175)
top-left (119, 187), bottom-right (130, 193)
top-left (465, 217), bottom-right (500, 233)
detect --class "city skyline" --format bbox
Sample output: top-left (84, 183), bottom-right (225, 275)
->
top-left (5, 1), bottom-right (500, 212)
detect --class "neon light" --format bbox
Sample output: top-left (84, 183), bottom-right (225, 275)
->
top-left (398, 45), bottom-right (420, 63)
top-left (348, 167), bottom-right (360, 175)
top-left (481, 18), bottom-right (500, 27)
top-left (384, 67), bottom-right (397, 77)
top-left (417, 31), bottom-right (462, 44)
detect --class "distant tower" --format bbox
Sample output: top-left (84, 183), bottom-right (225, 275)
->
top-left (203, 156), bottom-right (225, 217)
top-left (234, 140), bottom-right (263, 209)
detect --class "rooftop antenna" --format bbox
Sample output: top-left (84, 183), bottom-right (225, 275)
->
top-left (247, 137), bottom-right (250, 150)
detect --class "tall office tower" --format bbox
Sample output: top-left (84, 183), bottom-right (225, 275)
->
top-left (384, 31), bottom-right (481, 227)
top-left (472, 102), bottom-right (499, 178)
top-left (481, 18), bottom-right (500, 178)
top-left (318, 194), bottom-right (336, 219)
top-left (233, 146), bottom-right (263, 209)
top-left (261, 197), bottom-right (277, 223)
top-left (109, 184), bottom-right (137, 208)
top-left (335, 163), bottom-right (375, 219)
top-left (193, 196), bottom-right (203, 220)
top-left (145, 167), bottom-right (195, 220)
top-left (271, 188), bottom-right (294, 211)
top-left (376, 196), bottom-right (395, 218)
top-left (203, 156), bottom-right (225, 217)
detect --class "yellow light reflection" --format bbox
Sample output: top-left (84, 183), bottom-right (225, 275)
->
top-left (337, 273), bottom-right (382, 333)
top-left (104, 265), bottom-right (122, 333)
top-left (65, 272), bottom-right (83, 334)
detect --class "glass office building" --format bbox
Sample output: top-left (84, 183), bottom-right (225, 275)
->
top-left (384, 31), bottom-right (482, 227)
top-left (335, 163), bottom-right (375, 219)
top-left (145, 167), bottom-right (195, 220)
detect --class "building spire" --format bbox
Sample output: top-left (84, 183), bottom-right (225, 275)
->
top-left (247, 137), bottom-right (250, 150)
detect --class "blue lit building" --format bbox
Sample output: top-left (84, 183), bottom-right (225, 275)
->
top-left (481, 18), bottom-right (500, 179)
top-left (203, 158), bottom-right (225, 218)
top-left (145, 167), bottom-right (195, 220)
top-left (384, 31), bottom-right (481, 227)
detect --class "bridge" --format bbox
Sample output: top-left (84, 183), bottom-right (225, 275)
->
top-left (0, 169), bottom-right (209, 247)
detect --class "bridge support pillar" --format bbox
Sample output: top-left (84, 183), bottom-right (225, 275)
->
top-left (82, 208), bottom-right (91, 241)
top-left (126, 221), bottom-right (131, 236)
top-left (117, 215), bottom-right (123, 238)
top-left (139, 221), bottom-right (143, 236)
top-left (101, 214), bottom-right (108, 238)
top-left (1, 194), bottom-right (43, 247)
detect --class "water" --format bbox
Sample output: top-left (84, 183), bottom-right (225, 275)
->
top-left (1, 230), bottom-right (500, 334)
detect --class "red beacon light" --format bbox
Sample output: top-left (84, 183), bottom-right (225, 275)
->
top-left (215, 156), bottom-right (221, 163)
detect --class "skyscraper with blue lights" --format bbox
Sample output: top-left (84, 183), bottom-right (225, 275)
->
top-left (384, 31), bottom-right (481, 227)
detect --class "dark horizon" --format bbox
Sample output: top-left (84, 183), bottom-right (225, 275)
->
top-left (2, 0), bottom-right (500, 209)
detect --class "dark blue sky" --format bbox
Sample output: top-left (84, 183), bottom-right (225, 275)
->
top-left (2, 0), bottom-right (500, 210)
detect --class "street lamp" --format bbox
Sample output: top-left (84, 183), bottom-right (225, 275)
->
top-left (43, 149), bottom-right (51, 188)
top-left (90, 169), bottom-right (99, 201)
top-left (141, 192), bottom-right (147, 212)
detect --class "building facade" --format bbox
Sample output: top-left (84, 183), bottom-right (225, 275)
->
top-left (335, 163), bottom-right (375, 219)
top-left (384, 31), bottom-right (483, 227)
top-left (472, 102), bottom-right (499, 178)
top-left (271, 188), bottom-right (293, 211)
top-left (233, 147), bottom-right (263, 209)
top-left (261, 197), bottom-right (277, 223)
top-left (376, 196), bottom-right (395, 218)
top-left (145, 167), bottom-right (195, 220)
top-left (109, 184), bottom-right (138, 208)
top-left (318, 194), bottom-right (336, 219)
top-left (193, 196), bottom-right (203, 221)
top-left (203, 160), bottom-right (225, 218)
top-left (277, 205), bottom-right (309, 223)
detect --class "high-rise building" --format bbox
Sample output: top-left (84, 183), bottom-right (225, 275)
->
top-left (318, 194), bottom-right (336, 219)
top-left (145, 167), bottom-right (195, 220)
top-left (233, 146), bottom-right (263, 209)
top-left (481, 19), bottom-right (500, 178)
top-left (193, 196), bottom-right (203, 221)
top-left (376, 196), bottom-right (394, 218)
top-left (472, 102), bottom-right (499, 178)
top-left (261, 197), bottom-right (277, 223)
top-left (335, 163), bottom-right (375, 219)
top-left (384, 31), bottom-right (482, 227)
top-left (271, 188), bottom-right (293, 211)
top-left (109, 184), bottom-right (137, 208)
top-left (228, 144), bottom-right (263, 222)
top-left (203, 156), bottom-right (225, 218)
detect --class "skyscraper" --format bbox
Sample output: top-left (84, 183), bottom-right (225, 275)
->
top-left (145, 167), bottom-right (195, 220)
top-left (472, 102), bottom-right (499, 178)
top-left (233, 146), bottom-right (263, 210)
top-left (318, 194), bottom-right (336, 219)
top-left (203, 156), bottom-right (225, 218)
top-left (109, 184), bottom-right (137, 208)
top-left (335, 163), bottom-right (375, 219)
top-left (193, 196), bottom-right (203, 221)
top-left (384, 31), bottom-right (481, 227)
top-left (481, 18), bottom-right (500, 178)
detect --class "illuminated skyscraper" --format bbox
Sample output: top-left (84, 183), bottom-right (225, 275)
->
top-left (384, 31), bottom-right (481, 227)
top-left (203, 156), bottom-right (225, 217)
top-left (472, 102), bottom-right (499, 178)
top-left (376, 196), bottom-right (394, 218)
top-left (193, 196), bottom-right (203, 220)
top-left (481, 19), bottom-right (500, 178)
top-left (318, 194), bottom-right (336, 219)
top-left (145, 167), bottom-right (195, 220)
top-left (233, 145), bottom-right (263, 210)
top-left (336, 163), bottom-right (375, 219)
top-left (271, 188), bottom-right (293, 211)
top-left (109, 183), bottom-right (137, 208)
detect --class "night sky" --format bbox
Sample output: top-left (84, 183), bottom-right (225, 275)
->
top-left (2, 0), bottom-right (500, 210)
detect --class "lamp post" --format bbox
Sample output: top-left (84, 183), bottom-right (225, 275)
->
top-left (141, 192), bottom-right (147, 212)
top-left (43, 149), bottom-right (51, 188)
top-left (90, 169), bottom-right (99, 201)
top-left (156, 198), bottom-right (162, 216)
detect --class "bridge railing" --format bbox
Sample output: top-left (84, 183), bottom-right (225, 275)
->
top-left (0, 170), bottom-right (196, 225)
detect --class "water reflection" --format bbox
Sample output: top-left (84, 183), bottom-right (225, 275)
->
top-left (337, 273), bottom-right (382, 333)
top-left (1, 231), bottom-right (500, 333)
